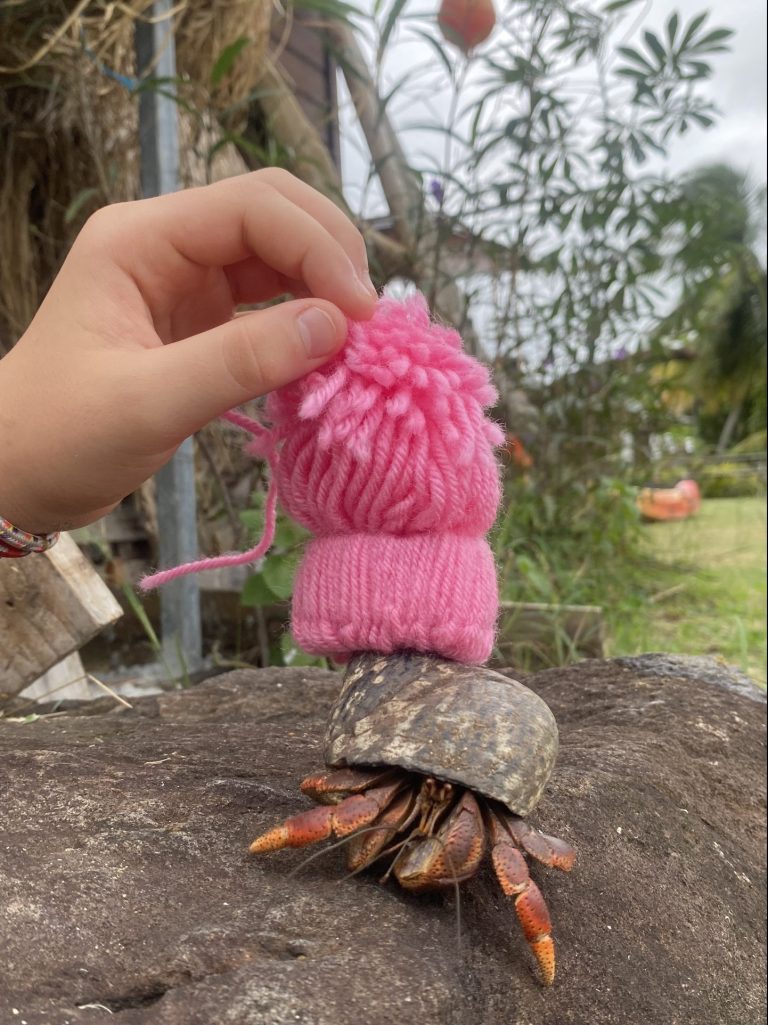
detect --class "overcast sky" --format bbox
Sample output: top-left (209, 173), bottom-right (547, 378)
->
top-left (339, 0), bottom-right (767, 212)
top-left (658, 0), bottom-right (767, 182)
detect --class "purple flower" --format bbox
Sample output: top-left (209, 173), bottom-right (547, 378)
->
top-left (429, 178), bottom-right (445, 204)
top-left (612, 345), bottom-right (629, 361)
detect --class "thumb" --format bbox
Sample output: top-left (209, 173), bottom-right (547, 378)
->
top-left (146, 299), bottom-right (348, 437)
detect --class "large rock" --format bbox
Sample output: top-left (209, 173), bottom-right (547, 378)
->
top-left (0, 655), bottom-right (765, 1025)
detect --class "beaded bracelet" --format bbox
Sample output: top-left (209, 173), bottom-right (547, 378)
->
top-left (0, 514), bottom-right (59, 559)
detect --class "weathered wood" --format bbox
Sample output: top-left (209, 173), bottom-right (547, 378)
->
top-left (495, 601), bottom-right (605, 669)
top-left (19, 651), bottom-right (92, 703)
top-left (0, 534), bottom-right (122, 697)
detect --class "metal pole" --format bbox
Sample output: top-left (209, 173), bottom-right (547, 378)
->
top-left (135, 1), bottom-right (203, 676)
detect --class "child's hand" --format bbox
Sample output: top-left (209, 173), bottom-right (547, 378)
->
top-left (0, 170), bottom-right (376, 534)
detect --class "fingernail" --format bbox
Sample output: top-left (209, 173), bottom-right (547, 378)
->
top-left (356, 267), bottom-right (377, 299)
top-left (297, 308), bottom-right (340, 359)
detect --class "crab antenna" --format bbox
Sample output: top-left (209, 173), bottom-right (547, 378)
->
top-left (339, 833), bottom-right (415, 883)
top-left (442, 848), bottom-right (464, 961)
top-left (282, 825), bottom-right (401, 883)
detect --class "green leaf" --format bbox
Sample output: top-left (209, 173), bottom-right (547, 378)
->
top-left (643, 30), bottom-right (667, 68)
top-left (239, 508), bottom-right (264, 534)
top-left (410, 27), bottom-right (454, 79)
top-left (241, 572), bottom-right (278, 607)
top-left (617, 46), bottom-right (654, 70)
top-left (666, 12), bottom-right (679, 47)
top-left (274, 517), bottom-right (309, 549)
top-left (293, 0), bottom-right (362, 23)
top-left (683, 61), bottom-right (713, 80)
top-left (679, 12), bottom-right (708, 49)
top-left (603, 0), bottom-right (640, 11)
top-left (377, 0), bottom-right (409, 63)
top-left (211, 37), bottom-right (250, 87)
top-left (690, 28), bottom-right (734, 50)
top-left (64, 187), bottom-right (99, 224)
top-left (262, 552), bottom-right (299, 600)
top-left (280, 632), bottom-right (326, 667)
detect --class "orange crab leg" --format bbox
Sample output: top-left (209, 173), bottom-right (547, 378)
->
top-left (300, 767), bottom-right (398, 805)
top-left (504, 815), bottom-right (576, 872)
top-left (489, 812), bottom-right (557, 985)
top-left (345, 787), bottom-right (419, 872)
top-left (249, 781), bottom-right (402, 854)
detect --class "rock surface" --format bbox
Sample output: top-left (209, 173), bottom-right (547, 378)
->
top-left (0, 655), bottom-right (765, 1025)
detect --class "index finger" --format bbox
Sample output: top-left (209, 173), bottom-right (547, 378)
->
top-left (104, 173), bottom-right (377, 319)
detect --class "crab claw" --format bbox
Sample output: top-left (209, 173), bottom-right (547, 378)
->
top-left (249, 781), bottom-right (402, 854)
top-left (395, 790), bottom-right (486, 891)
top-left (489, 813), bottom-right (558, 985)
top-left (345, 789), bottom-right (416, 872)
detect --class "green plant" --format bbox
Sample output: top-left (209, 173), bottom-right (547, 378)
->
top-left (239, 492), bottom-right (326, 668)
top-left (698, 462), bottom-right (766, 499)
top-left (730, 430), bottom-right (767, 456)
top-left (493, 474), bottom-right (641, 607)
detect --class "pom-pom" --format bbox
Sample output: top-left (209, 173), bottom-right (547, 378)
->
top-left (268, 292), bottom-right (504, 537)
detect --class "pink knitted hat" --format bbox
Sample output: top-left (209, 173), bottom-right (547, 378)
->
top-left (142, 292), bottom-right (503, 665)
top-left (267, 292), bottom-right (503, 663)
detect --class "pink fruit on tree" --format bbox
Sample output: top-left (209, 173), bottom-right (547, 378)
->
top-left (438, 0), bottom-right (497, 53)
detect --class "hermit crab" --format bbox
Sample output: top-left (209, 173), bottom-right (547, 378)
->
top-left (250, 651), bottom-right (575, 984)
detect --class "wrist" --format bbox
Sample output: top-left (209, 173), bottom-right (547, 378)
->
top-left (0, 449), bottom-right (59, 536)
top-left (0, 512), bottom-right (59, 558)
top-left (0, 353), bottom-right (60, 535)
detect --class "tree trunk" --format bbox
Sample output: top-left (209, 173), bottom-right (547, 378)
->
top-left (716, 401), bottom-right (743, 453)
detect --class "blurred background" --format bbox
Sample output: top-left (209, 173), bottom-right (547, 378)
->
top-left (0, 0), bottom-right (765, 702)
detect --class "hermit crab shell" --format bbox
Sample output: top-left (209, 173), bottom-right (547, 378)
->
top-left (324, 651), bottom-right (559, 817)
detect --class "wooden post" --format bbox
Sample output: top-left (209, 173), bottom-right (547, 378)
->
top-left (0, 534), bottom-right (123, 698)
top-left (135, 2), bottom-right (202, 675)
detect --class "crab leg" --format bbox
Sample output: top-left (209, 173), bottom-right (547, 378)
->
top-left (249, 780), bottom-right (403, 854)
top-left (345, 787), bottom-right (419, 872)
top-left (503, 815), bottom-right (576, 872)
top-left (300, 767), bottom-right (400, 805)
top-left (489, 810), bottom-right (557, 985)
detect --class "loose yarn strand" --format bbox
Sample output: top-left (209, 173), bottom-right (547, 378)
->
top-left (140, 410), bottom-right (280, 591)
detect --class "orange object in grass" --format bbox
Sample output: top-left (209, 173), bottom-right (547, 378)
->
top-left (636, 479), bottom-right (701, 522)
top-left (438, 0), bottom-right (497, 53)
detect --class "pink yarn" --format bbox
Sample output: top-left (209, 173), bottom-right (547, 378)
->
top-left (140, 410), bottom-right (281, 590)
top-left (269, 292), bottom-right (503, 663)
top-left (142, 292), bottom-right (503, 664)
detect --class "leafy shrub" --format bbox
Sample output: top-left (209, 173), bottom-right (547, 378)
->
top-left (699, 462), bottom-right (766, 498)
top-left (729, 431), bottom-right (767, 456)
top-left (493, 475), bottom-right (642, 608)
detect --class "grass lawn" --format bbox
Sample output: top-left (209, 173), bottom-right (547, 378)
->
top-left (610, 497), bottom-right (767, 685)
